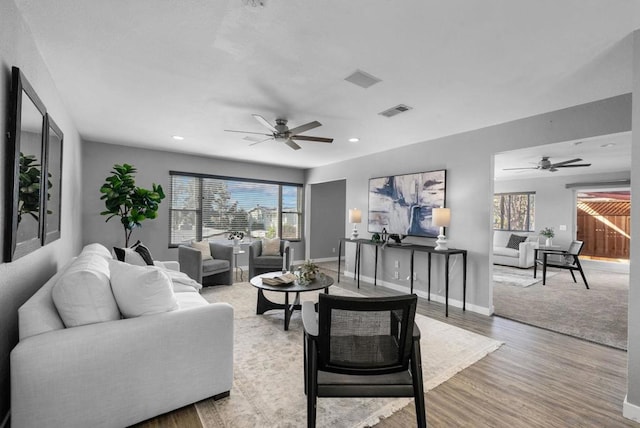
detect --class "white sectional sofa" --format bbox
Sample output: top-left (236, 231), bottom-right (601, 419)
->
top-left (11, 243), bottom-right (234, 428)
top-left (493, 230), bottom-right (539, 268)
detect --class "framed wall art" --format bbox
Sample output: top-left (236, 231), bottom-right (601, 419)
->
top-left (368, 169), bottom-right (446, 238)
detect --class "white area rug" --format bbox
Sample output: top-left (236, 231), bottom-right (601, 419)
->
top-left (195, 283), bottom-right (503, 427)
top-left (493, 265), bottom-right (557, 287)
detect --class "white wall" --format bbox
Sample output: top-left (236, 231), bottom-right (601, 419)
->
top-left (307, 94), bottom-right (631, 317)
top-left (81, 140), bottom-right (306, 263)
top-left (0, 0), bottom-right (84, 421)
top-left (495, 170), bottom-right (631, 249)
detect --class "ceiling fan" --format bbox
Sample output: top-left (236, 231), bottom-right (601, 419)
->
top-left (224, 114), bottom-right (333, 150)
top-left (503, 156), bottom-right (592, 172)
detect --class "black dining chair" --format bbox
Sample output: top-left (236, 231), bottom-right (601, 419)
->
top-left (302, 293), bottom-right (426, 428)
top-left (539, 240), bottom-right (589, 289)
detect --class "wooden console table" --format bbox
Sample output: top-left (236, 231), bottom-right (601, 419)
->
top-left (337, 238), bottom-right (467, 316)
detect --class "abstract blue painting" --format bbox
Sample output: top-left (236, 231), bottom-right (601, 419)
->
top-left (368, 170), bottom-right (446, 238)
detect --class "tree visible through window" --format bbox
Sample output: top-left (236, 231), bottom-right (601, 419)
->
top-left (493, 192), bottom-right (535, 231)
top-left (169, 172), bottom-right (303, 246)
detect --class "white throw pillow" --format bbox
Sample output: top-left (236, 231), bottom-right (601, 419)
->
top-left (190, 239), bottom-right (213, 260)
top-left (81, 243), bottom-right (113, 260)
top-left (109, 260), bottom-right (179, 318)
top-left (52, 254), bottom-right (121, 328)
top-left (262, 237), bottom-right (281, 256)
top-left (113, 246), bottom-right (148, 266)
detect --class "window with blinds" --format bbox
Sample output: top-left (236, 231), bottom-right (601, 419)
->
top-left (169, 172), bottom-right (303, 246)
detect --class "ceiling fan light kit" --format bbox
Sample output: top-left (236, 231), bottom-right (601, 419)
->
top-left (225, 114), bottom-right (334, 150)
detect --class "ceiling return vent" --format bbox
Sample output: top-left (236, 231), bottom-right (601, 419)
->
top-left (344, 70), bottom-right (382, 88)
top-left (379, 104), bottom-right (413, 118)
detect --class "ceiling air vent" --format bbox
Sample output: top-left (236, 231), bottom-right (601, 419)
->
top-left (379, 104), bottom-right (413, 118)
top-left (344, 70), bottom-right (382, 89)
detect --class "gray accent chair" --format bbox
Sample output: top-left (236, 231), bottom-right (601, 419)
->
top-left (178, 242), bottom-right (234, 286)
top-left (248, 239), bottom-right (290, 279)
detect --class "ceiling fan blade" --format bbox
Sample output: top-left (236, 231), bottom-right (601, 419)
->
top-left (550, 158), bottom-right (582, 168)
top-left (243, 135), bottom-right (268, 142)
top-left (288, 121), bottom-right (322, 135)
top-left (502, 167), bottom-right (538, 171)
top-left (555, 163), bottom-right (592, 168)
top-left (285, 139), bottom-right (301, 150)
top-left (291, 135), bottom-right (333, 143)
top-left (224, 129), bottom-right (272, 136)
top-left (248, 137), bottom-right (273, 146)
top-left (252, 114), bottom-right (278, 133)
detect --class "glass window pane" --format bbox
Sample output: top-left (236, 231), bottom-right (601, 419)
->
top-left (171, 176), bottom-right (199, 209)
top-left (528, 194), bottom-right (535, 231)
top-left (493, 192), bottom-right (535, 231)
top-left (492, 195), bottom-right (502, 229)
top-left (170, 211), bottom-right (197, 244)
top-left (282, 212), bottom-right (300, 240)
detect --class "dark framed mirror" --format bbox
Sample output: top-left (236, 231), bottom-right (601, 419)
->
top-left (43, 114), bottom-right (63, 245)
top-left (4, 66), bottom-right (47, 262)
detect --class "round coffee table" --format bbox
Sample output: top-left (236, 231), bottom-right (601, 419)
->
top-left (250, 271), bottom-right (334, 330)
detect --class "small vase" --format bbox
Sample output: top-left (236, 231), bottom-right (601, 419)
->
top-left (545, 238), bottom-right (552, 247)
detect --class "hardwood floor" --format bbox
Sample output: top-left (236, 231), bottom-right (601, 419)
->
top-left (135, 266), bottom-right (637, 427)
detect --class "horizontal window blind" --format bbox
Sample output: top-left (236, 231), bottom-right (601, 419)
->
top-left (169, 172), bottom-right (302, 246)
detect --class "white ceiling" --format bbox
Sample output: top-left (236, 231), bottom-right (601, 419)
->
top-left (14, 0), bottom-right (640, 169)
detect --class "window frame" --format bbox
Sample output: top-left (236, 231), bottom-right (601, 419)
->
top-left (493, 191), bottom-right (535, 232)
top-left (168, 171), bottom-right (303, 247)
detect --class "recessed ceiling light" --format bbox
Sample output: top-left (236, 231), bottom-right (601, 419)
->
top-left (600, 143), bottom-right (615, 148)
top-left (348, 138), bottom-right (360, 143)
top-left (172, 135), bottom-right (184, 140)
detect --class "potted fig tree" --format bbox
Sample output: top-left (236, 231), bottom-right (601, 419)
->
top-left (99, 163), bottom-right (165, 246)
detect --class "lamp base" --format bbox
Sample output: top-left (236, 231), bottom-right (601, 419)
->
top-left (434, 234), bottom-right (448, 251)
top-left (351, 225), bottom-right (359, 240)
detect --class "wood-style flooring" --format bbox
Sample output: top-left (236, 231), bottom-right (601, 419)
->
top-left (134, 266), bottom-right (637, 428)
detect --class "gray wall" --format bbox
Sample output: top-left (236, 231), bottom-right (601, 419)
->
top-left (81, 141), bottom-right (307, 263)
top-left (0, 1), bottom-right (84, 422)
top-left (626, 28), bottom-right (640, 418)
top-left (306, 94), bottom-right (632, 317)
top-left (494, 170), bottom-right (631, 249)
top-left (308, 180), bottom-right (346, 260)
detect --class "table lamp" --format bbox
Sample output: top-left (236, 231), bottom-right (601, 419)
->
top-left (349, 208), bottom-right (361, 240)
top-left (432, 207), bottom-right (451, 251)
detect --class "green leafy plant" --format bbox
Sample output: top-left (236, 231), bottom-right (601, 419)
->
top-left (299, 259), bottom-right (320, 281)
top-left (18, 152), bottom-right (52, 224)
top-left (100, 163), bottom-right (165, 246)
top-left (540, 227), bottom-right (555, 239)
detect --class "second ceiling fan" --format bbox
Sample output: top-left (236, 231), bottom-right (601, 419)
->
top-left (503, 156), bottom-right (592, 172)
top-left (225, 114), bottom-right (333, 150)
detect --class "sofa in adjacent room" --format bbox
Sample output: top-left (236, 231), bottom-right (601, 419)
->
top-left (10, 243), bottom-right (234, 428)
top-left (493, 230), bottom-right (539, 268)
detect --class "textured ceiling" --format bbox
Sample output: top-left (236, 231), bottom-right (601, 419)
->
top-left (14, 0), bottom-right (640, 168)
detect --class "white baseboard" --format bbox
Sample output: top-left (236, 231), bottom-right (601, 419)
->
top-left (342, 270), bottom-right (491, 316)
top-left (312, 256), bottom-right (342, 264)
top-left (623, 395), bottom-right (640, 422)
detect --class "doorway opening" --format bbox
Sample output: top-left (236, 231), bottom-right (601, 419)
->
top-left (576, 189), bottom-right (630, 263)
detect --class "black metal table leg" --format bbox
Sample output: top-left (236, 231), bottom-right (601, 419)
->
top-left (410, 249), bottom-right (415, 294)
top-left (374, 245), bottom-right (378, 286)
top-left (427, 252), bottom-right (432, 301)
top-left (462, 251), bottom-right (467, 312)
top-left (337, 240), bottom-right (342, 283)
top-left (445, 253), bottom-right (450, 317)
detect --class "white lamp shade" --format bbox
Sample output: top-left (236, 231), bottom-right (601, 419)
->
top-left (349, 208), bottom-right (362, 224)
top-left (432, 207), bottom-right (451, 228)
